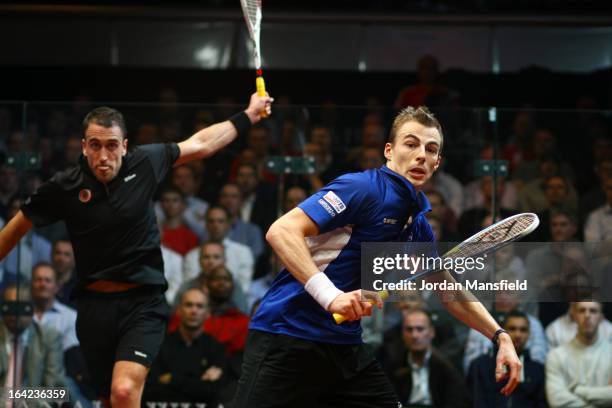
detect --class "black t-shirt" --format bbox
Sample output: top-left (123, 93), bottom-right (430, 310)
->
top-left (22, 143), bottom-right (180, 297)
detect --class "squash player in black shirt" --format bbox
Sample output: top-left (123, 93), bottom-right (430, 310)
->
top-left (0, 92), bottom-right (273, 408)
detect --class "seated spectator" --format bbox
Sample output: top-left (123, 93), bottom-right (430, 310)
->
top-left (513, 128), bottom-right (574, 184)
top-left (175, 241), bottom-right (249, 314)
top-left (51, 239), bottom-right (77, 308)
top-left (579, 158), bottom-right (611, 222)
top-left (0, 284), bottom-right (67, 392)
top-left (546, 302), bottom-right (612, 349)
top-left (218, 183), bottom-right (264, 260)
top-left (529, 175), bottom-right (580, 241)
top-left (518, 174), bottom-right (578, 215)
top-left (169, 265), bottom-right (249, 356)
top-left (308, 123), bottom-right (343, 184)
top-left (235, 162), bottom-right (277, 233)
top-left (463, 144), bottom-right (518, 211)
top-left (0, 195), bottom-right (51, 279)
top-left (467, 310), bottom-right (546, 408)
top-left (145, 288), bottom-right (228, 405)
top-left (546, 301), bottom-right (612, 407)
top-left (584, 177), bottom-right (612, 242)
top-left (425, 189), bottom-right (458, 236)
top-left (386, 309), bottom-right (467, 407)
top-left (463, 288), bottom-right (547, 373)
top-left (423, 170), bottom-right (464, 217)
top-left (283, 186), bottom-right (307, 213)
top-left (358, 146), bottom-right (384, 171)
top-left (525, 211), bottom-right (580, 299)
top-left (204, 265), bottom-right (250, 356)
top-left (155, 164), bottom-right (209, 240)
top-left (158, 186), bottom-right (199, 256)
top-left (501, 109), bottom-right (536, 172)
top-left (395, 54), bottom-right (457, 109)
top-left (457, 176), bottom-right (515, 239)
top-left (184, 206), bottom-right (255, 294)
top-left (31, 263), bottom-right (78, 351)
top-left (30, 262), bottom-right (93, 407)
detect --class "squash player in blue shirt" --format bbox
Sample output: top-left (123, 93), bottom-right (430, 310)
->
top-left (233, 107), bottom-right (522, 407)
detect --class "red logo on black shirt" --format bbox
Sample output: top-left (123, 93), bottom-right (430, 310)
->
top-left (79, 189), bottom-right (92, 203)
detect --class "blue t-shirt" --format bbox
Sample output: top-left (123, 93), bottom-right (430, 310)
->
top-left (250, 165), bottom-right (435, 344)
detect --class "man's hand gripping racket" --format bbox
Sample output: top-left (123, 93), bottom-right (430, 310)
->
top-left (240, 0), bottom-right (270, 117)
top-left (332, 213), bottom-right (540, 324)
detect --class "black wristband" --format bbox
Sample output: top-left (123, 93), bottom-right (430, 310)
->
top-left (229, 111), bottom-right (252, 135)
top-left (492, 328), bottom-right (509, 348)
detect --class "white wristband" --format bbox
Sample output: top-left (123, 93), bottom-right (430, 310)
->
top-left (304, 272), bottom-right (343, 311)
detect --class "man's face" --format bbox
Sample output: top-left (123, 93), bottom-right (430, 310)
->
top-left (532, 130), bottom-right (555, 157)
top-left (82, 123), bottom-right (127, 184)
top-left (550, 214), bottom-right (577, 242)
top-left (2, 288), bottom-right (32, 335)
top-left (504, 316), bottom-right (529, 354)
top-left (206, 209), bottom-right (230, 241)
top-left (51, 241), bottom-right (75, 276)
top-left (385, 121), bottom-right (441, 190)
top-left (207, 268), bottom-right (233, 302)
top-left (160, 191), bottom-right (185, 219)
top-left (573, 302), bottom-right (602, 340)
top-left (236, 166), bottom-right (258, 196)
top-left (359, 148), bottom-right (383, 170)
top-left (178, 289), bottom-right (209, 330)
top-left (402, 311), bottom-right (434, 352)
top-left (310, 127), bottom-right (331, 152)
top-left (219, 185), bottom-right (242, 217)
top-left (172, 166), bottom-right (196, 197)
top-left (31, 266), bottom-right (58, 303)
top-left (284, 187), bottom-right (306, 212)
top-left (544, 177), bottom-right (568, 206)
top-left (247, 127), bottom-right (270, 155)
top-left (199, 243), bottom-right (225, 274)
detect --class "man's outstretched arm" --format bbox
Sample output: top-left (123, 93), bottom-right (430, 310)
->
top-left (0, 211), bottom-right (33, 260)
top-left (427, 271), bottom-right (521, 397)
top-left (176, 92), bottom-right (273, 165)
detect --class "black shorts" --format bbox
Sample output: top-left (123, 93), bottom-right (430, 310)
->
top-left (232, 330), bottom-right (401, 408)
top-left (75, 286), bottom-right (169, 398)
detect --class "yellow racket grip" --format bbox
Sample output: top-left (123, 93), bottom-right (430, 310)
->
top-left (256, 76), bottom-right (266, 96)
top-left (256, 76), bottom-right (269, 118)
top-left (332, 290), bottom-right (389, 324)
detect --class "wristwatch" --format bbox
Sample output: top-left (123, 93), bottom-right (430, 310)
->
top-left (492, 328), bottom-right (509, 347)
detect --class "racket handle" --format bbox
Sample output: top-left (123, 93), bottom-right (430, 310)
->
top-left (332, 290), bottom-right (389, 324)
top-left (256, 76), bottom-right (269, 118)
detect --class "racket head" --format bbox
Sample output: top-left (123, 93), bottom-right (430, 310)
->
top-left (240, 0), bottom-right (263, 68)
top-left (446, 212), bottom-right (540, 259)
top-left (401, 213), bottom-right (539, 283)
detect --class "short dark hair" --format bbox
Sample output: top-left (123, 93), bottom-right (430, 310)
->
top-left (550, 208), bottom-right (578, 226)
top-left (388, 106), bottom-right (443, 151)
top-left (82, 106), bottom-right (127, 139)
top-left (206, 205), bottom-right (230, 220)
top-left (160, 185), bottom-right (186, 202)
top-left (503, 310), bottom-right (529, 329)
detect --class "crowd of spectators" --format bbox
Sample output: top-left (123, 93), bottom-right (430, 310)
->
top-left (0, 55), bottom-right (611, 407)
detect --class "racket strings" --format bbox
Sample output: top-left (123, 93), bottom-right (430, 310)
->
top-left (450, 214), bottom-right (537, 259)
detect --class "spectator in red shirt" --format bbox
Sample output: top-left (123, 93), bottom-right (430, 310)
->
top-left (169, 265), bottom-right (249, 356)
top-left (159, 186), bottom-right (199, 256)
